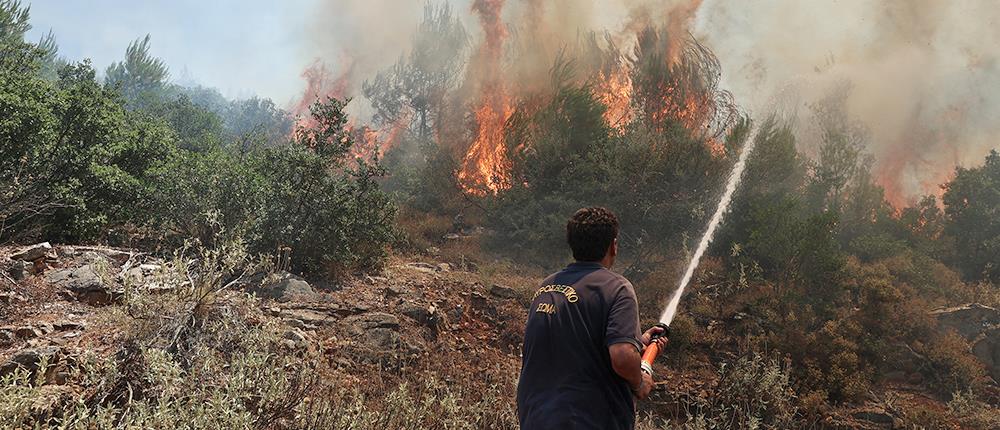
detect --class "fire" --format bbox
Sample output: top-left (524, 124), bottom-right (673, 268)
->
top-left (595, 69), bottom-right (634, 131)
top-left (458, 88), bottom-right (514, 194)
top-left (290, 55), bottom-right (408, 162)
top-left (457, 0), bottom-right (513, 194)
top-left (291, 59), bottom-right (352, 132)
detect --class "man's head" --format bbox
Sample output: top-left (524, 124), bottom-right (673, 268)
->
top-left (567, 207), bottom-right (619, 266)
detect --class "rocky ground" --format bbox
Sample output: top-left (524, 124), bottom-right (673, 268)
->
top-left (2, 242), bottom-right (999, 428)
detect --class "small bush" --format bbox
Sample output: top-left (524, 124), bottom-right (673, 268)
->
top-left (915, 331), bottom-right (987, 395)
top-left (681, 353), bottom-right (799, 429)
top-left (947, 390), bottom-right (1000, 429)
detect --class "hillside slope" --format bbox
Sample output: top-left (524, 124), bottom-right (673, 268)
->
top-left (2, 242), bottom-right (998, 429)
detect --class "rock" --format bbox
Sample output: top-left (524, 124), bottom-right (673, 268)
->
top-left (401, 303), bottom-right (431, 324)
top-left (443, 233), bottom-right (461, 241)
top-left (365, 275), bottom-right (388, 285)
top-left (283, 329), bottom-right (308, 349)
top-left (931, 303), bottom-right (1000, 339)
top-left (14, 326), bottom-right (44, 339)
top-left (257, 272), bottom-right (315, 302)
top-left (279, 308), bottom-right (333, 326)
top-left (53, 321), bottom-right (84, 332)
top-left (0, 346), bottom-right (61, 377)
top-left (368, 328), bottom-right (400, 349)
top-left (851, 409), bottom-right (894, 425)
top-left (0, 329), bottom-right (15, 344)
top-left (470, 291), bottom-right (489, 309)
top-left (345, 312), bottom-right (401, 349)
top-left (124, 267), bottom-right (144, 284)
top-left (11, 242), bottom-right (52, 262)
top-left (78, 251), bottom-right (110, 266)
top-left (7, 259), bottom-right (32, 280)
top-left (406, 262), bottom-right (438, 274)
top-left (139, 264), bottom-right (161, 272)
top-left (972, 326), bottom-right (1000, 382)
top-left (56, 247), bottom-right (77, 259)
top-left (346, 312), bottom-right (400, 330)
top-left (47, 265), bottom-right (114, 305)
top-left (489, 284), bottom-right (518, 299)
top-left (0, 291), bottom-right (26, 304)
top-left (447, 304), bottom-right (464, 322)
top-left (931, 303), bottom-right (1000, 381)
top-left (283, 318), bottom-right (307, 329)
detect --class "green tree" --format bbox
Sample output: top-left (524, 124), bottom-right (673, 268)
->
top-left (0, 0), bottom-right (29, 44)
top-left (105, 34), bottom-right (169, 108)
top-left (225, 96), bottom-right (293, 147)
top-left (0, 29), bottom-right (60, 243)
top-left (943, 150), bottom-right (1000, 282)
top-left (363, 2), bottom-right (468, 140)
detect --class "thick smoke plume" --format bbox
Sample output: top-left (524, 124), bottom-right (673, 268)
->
top-left (300, 0), bottom-right (999, 207)
top-left (695, 0), bottom-right (1000, 206)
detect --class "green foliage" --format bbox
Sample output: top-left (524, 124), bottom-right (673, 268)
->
top-left (148, 98), bottom-right (397, 274)
top-left (943, 149), bottom-right (1000, 282)
top-left (0, 0), bottom-right (29, 44)
top-left (146, 94), bottom-right (225, 151)
top-left (224, 96), bottom-right (293, 146)
top-left (1, 40), bottom-right (174, 243)
top-left (254, 100), bottom-right (398, 274)
top-left (105, 34), bottom-right (169, 108)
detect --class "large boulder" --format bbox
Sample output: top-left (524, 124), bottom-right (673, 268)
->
top-left (46, 265), bottom-right (116, 305)
top-left (931, 304), bottom-right (1000, 382)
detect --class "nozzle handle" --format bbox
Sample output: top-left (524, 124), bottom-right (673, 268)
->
top-left (640, 323), bottom-right (670, 375)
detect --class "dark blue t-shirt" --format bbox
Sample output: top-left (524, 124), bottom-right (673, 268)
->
top-left (517, 262), bottom-right (643, 430)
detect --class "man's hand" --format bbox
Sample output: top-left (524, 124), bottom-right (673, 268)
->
top-left (633, 371), bottom-right (654, 400)
top-left (641, 325), bottom-right (669, 348)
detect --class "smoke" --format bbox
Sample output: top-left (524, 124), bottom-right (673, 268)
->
top-left (300, 0), bottom-right (426, 119)
top-left (694, 0), bottom-right (1000, 206)
top-left (301, 0), bottom-right (999, 206)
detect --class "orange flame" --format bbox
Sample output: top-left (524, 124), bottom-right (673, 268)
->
top-left (595, 69), bottom-right (634, 131)
top-left (458, 0), bottom-right (513, 194)
top-left (459, 88), bottom-right (514, 194)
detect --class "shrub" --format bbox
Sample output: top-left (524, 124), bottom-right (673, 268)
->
top-left (947, 390), bottom-right (1000, 429)
top-left (915, 331), bottom-right (987, 395)
top-left (253, 98), bottom-right (397, 274)
top-left (677, 353), bottom-right (799, 429)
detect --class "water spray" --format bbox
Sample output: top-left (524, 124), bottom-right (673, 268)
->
top-left (641, 129), bottom-right (758, 373)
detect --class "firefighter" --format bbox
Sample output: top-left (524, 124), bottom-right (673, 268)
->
top-left (517, 207), bottom-right (668, 430)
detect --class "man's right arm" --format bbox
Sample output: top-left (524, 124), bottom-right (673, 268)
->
top-left (606, 282), bottom-right (653, 399)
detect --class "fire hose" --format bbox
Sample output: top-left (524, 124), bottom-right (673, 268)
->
top-left (640, 323), bottom-right (670, 375)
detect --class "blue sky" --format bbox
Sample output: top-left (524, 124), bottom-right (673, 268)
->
top-left (25, 0), bottom-right (320, 103)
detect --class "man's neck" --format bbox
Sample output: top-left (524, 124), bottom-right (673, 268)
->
top-left (573, 258), bottom-right (613, 269)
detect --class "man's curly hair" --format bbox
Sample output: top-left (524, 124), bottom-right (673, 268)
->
top-left (566, 207), bottom-right (619, 262)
